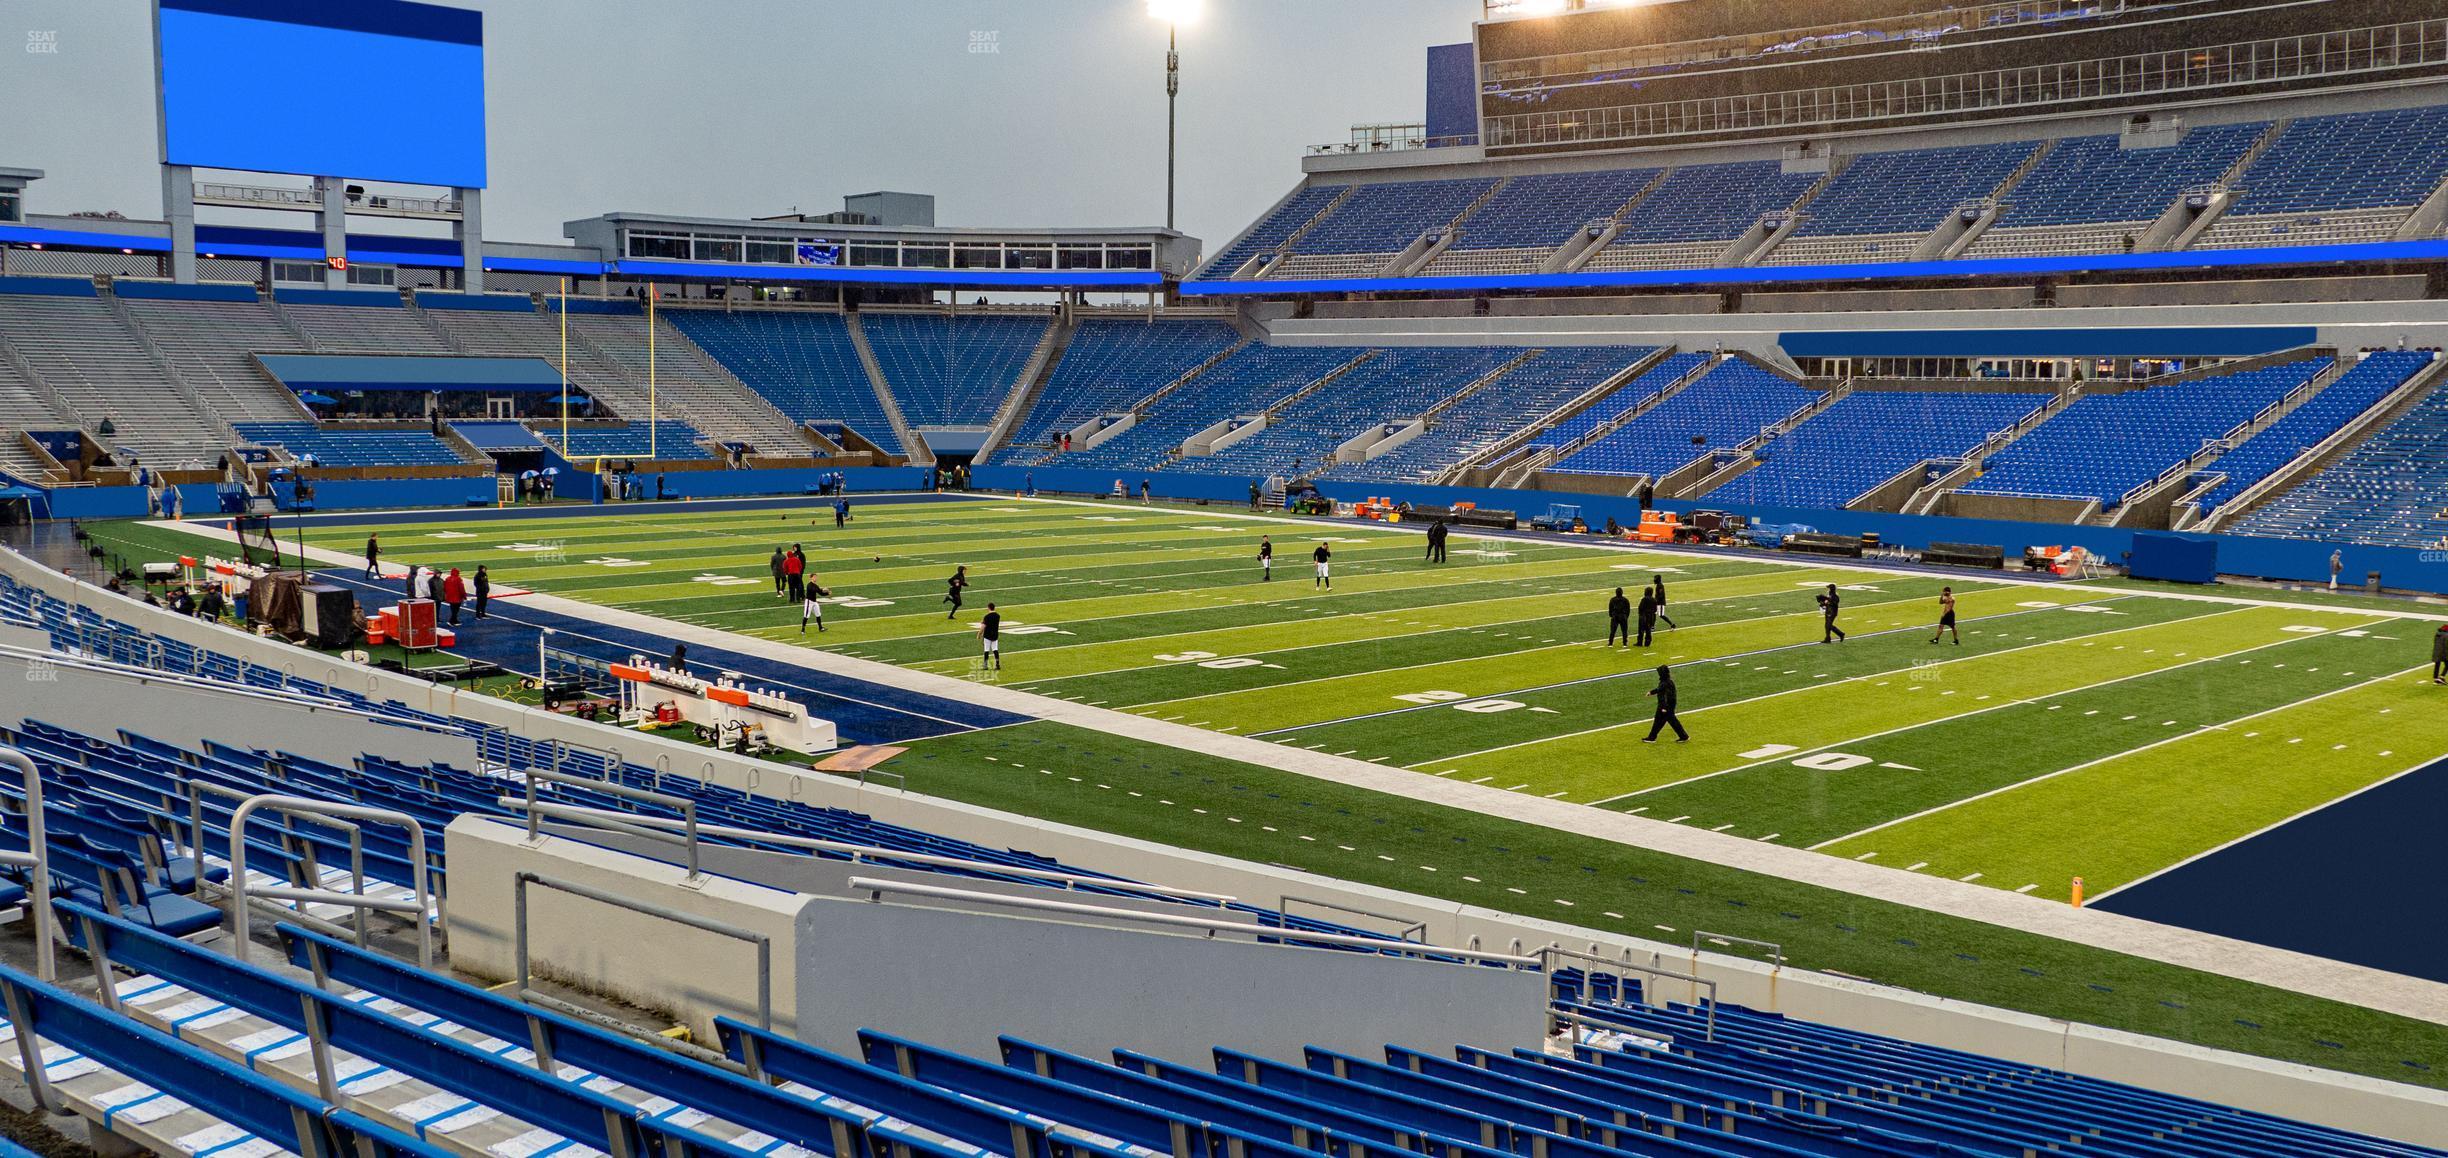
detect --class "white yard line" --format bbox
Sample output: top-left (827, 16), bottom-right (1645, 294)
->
top-left (1588, 605), bottom-right (2310, 807)
top-left (1813, 664), bottom-right (2425, 851)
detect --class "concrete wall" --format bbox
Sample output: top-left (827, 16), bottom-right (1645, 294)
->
top-left (446, 817), bottom-right (811, 1040)
top-left (787, 895), bottom-right (1547, 1069)
top-left (0, 646), bottom-right (477, 770)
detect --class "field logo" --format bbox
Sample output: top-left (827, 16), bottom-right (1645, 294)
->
top-left (24, 656), bottom-right (57, 683)
top-left (26, 30), bottom-right (58, 55)
top-left (969, 30), bottom-right (1000, 54)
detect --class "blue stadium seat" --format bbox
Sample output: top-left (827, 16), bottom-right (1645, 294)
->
top-left (1995, 124), bottom-right (2267, 228)
top-left (1552, 361), bottom-right (1816, 479)
top-left (1328, 347), bottom-right (1658, 483)
top-left (1177, 347), bottom-right (1520, 479)
top-left (539, 420), bottom-right (711, 460)
top-left (233, 422), bottom-right (468, 468)
top-left (1712, 390), bottom-right (2051, 508)
top-left (1059, 345), bottom-right (1365, 472)
top-left (1962, 359), bottom-right (2331, 505)
top-left (994, 319), bottom-right (1242, 464)
top-left (863, 313), bottom-right (1051, 427)
top-left (1288, 179), bottom-right (1498, 256)
top-left (662, 310), bottom-right (905, 455)
top-left (2231, 355), bottom-right (2448, 547)
top-left (2197, 351), bottom-right (2434, 514)
top-left (1793, 142), bottom-right (2035, 238)
top-left (1202, 185), bottom-right (1348, 277)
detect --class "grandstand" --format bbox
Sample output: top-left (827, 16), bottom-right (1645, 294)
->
top-left (1177, 346), bottom-right (1521, 477)
top-left (1551, 360), bottom-right (1817, 480)
top-left (861, 311), bottom-right (1051, 429)
top-left (2194, 106), bottom-right (2448, 251)
top-left (1326, 347), bottom-right (1653, 483)
top-left (232, 421), bottom-right (476, 468)
top-left (1056, 343), bottom-right (1365, 471)
top-left (0, 284), bottom-right (229, 466)
top-left (537, 419), bottom-right (712, 461)
top-left (992, 317), bottom-right (1243, 465)
top-left (662, 308), bottom-right (908, 457)
top-left (1708, 388), bottom-right (2050, 509)
top-left (1960, 359), bottom-right (2333, 507)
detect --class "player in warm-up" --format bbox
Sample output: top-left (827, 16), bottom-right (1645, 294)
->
top-left (1644, 665), bottom-right (1687, 742)
top-left (1649, 574), bottom-right (1676, 629)
top-left (1606, 587), bottom-right (1631, 646)
top-left (800, 574), bottom-right (831, 634)
top-left (1818, 583), bottom-right (1847, 643)
top-left (1312, 542), bottom-right (1332, 589)
top-left (979, 603), bottom-right (1003, 671)
top-left (1931, 586), bottom-right (1958, 645)
top-left (1636, 585), bottom-right (1658, 648)
top-left (944, 565), bottom-right (968, 619)
top-left (1258, 535), bottom-right (1273, 581)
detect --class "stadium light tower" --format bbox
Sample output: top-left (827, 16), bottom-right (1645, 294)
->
top-left (1148, 0), bottom-right (1203, 231)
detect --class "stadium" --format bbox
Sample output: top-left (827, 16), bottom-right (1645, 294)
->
top-left (5, 0), bottom-right (2448, 1152)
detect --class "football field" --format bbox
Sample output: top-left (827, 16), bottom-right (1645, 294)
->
top-left (292, 495), bottom-right (2445, 910)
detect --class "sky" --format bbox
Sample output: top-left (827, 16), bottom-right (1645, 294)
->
top-left (0, 0), bottom-right (1483, 259)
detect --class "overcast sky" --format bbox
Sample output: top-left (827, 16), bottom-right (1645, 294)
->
top-left (2, 0), bottom-right (1481, 257)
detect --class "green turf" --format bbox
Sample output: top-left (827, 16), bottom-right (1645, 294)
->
top-left (884, 719), bottom-right (2448, 1088)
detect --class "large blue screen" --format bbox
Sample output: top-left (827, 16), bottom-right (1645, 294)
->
top-left (158, 0), bottom-right (487, 188)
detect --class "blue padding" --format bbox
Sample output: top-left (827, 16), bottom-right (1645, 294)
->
top-left (273, 287), bottom-right (403, 307)
top-left (1778, 327), bottom-right (2319, 358)
top-left (0, 275), bottom-right (98, 297)
top-left (0, 226), bottom-right (167, 253)
top-left (199, 225), bottom-right (461, 258)
top-left (111, 280), bottom-right (258, 302)
top-left (2128, 531), bottom-right (2219, 583)
top-left (413, 292), bottom-right (536, 312)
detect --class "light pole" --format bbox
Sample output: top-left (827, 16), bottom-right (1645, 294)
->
top-left (1166, 19), bottom-right (1178, 231)
top-left (1149, 0), bottom-right (1202, 231)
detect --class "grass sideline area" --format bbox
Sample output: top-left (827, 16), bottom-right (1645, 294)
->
top-left (76, 502), bottom-right (2448, 1086)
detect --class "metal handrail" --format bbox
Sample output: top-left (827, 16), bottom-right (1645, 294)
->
top-left (516, 767), bottom-right (699, 883)
top-left (228, 795), bottom-right (432, 970)
top-left (515, 871), bottom-right (771, 1034)
top-left (1278, 894), bottom-right (1428, 943)
top-left (848, 877), bottom-right (1540, 967)
top-left (1540, 944), bottom-right (1717, 1041)
top-left (1691, 930), bottom-right (1785, 969)
top-left (499, 800), bottom-right (1236, 902)
top-left (0, 747), bottom-right (55, 981)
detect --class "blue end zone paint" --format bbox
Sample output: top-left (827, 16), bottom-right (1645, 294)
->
top-left (2093, 756), bottom-right (2448, 985)
top-left (315, 570), bottom-right (1026, 747)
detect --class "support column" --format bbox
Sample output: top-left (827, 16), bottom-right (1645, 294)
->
top-left (457, 187), bottom-right (484, 294)
top-left (161, 164), bottom-right (197, 284)
top-left (315, 177), bottom-right (347, 289)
